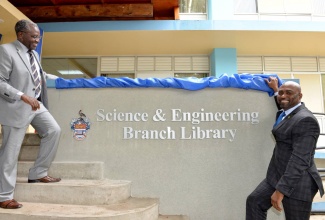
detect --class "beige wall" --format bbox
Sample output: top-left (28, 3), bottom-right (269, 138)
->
top-left (0, 0), bottom-right (29, 41)
top-left (2, 29), bottom-right (324, 121)
top-left (39, 30), bottom-right (325, 57)
top-left (295, 74), bottom-right (323, 113)
top-left (36, 30), bottom-right (325, 114)
top-left (278, 73), bottom-right (323, 113)
top-left (1, 14), bottom-right (324, 126)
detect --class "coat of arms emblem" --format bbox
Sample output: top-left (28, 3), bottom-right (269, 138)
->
top-left (70, 110), bottom-right (91, 141)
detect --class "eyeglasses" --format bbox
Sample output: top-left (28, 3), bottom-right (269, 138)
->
top-left (21, 31), bottom-right (42, 40)
top-left (31, 35), bottom-right (42, 40)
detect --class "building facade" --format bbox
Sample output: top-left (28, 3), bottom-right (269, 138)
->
top-left (24, 0), bottom-right (324, 113)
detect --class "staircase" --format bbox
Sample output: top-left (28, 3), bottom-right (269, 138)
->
top-left (0, 134), bottom-right (189, 220)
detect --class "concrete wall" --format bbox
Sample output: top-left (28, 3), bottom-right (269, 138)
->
top-left (47, 87), bottom-right (286, 220)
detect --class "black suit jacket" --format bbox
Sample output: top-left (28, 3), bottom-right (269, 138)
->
top-left (266, 103), bottom-right (324, 201)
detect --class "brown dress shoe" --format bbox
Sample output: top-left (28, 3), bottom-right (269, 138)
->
top-left (28, 176), bottom-right (61, 183)
top-left (0, 199), bottom-right (22, 209)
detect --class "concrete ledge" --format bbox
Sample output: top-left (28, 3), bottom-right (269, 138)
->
top-left (18, 145), bottom-right (39, 161)
top-left (316, 158), bottom-right (325, 168)
top-left (17, 161), bottom-right (104, 180)
top-left (158, 215), bottom-right (190, 220)
top-left (15, 179), bottom-right (131, 205)
top-left (47, 87), bottom-right (279, 219)
top-left (0, 133), bottom-right (40, 145)
top-left (310, 216), bottom-right (325, 220)
top-left (0, 198), bottom-right (159, 220)
top-left (21, 133), bottom-right (41, 146)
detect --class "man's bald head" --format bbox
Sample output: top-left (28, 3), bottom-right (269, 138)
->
top-left (277, 81), bottom-right (302, 110)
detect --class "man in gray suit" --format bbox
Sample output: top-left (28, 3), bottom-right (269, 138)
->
top-left (246, 77), bottom-right (324, 220)
top-left (0, 20), bottom-right (61, 209)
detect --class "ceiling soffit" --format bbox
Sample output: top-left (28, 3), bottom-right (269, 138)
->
top-left (7, 0), bottom-right (179, 22)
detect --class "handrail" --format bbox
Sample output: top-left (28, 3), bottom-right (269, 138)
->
top-left (313, 113), bottom-right (325, 136)
top-left (300, 113), bottom-right (325, 213)
top-left (313, 113), bottom-right (325, 116)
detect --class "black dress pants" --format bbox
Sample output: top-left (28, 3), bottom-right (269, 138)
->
top-left (246, 179), bottom-right (315, 220)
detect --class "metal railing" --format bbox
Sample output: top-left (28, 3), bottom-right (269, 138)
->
top-left (314, 113), bottom-right (325, 135)
top-left (311, 113), bottom-right (325, 214)
top-left (314, 113), bottom-right (325, 177)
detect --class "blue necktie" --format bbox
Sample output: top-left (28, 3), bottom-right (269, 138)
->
top-left (274, 111), bottom-right (286, 127)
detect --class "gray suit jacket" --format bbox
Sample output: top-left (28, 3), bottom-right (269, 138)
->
top-left (0, 40), bottom-right (48, 128)
top-left (267, 103), bottom-right (324, 202)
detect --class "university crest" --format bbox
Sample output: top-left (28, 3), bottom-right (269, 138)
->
top-left (70, 110), bottom-right (91, 141)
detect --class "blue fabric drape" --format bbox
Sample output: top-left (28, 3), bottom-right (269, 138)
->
top-left (55, 73), bottom-right (282, 96)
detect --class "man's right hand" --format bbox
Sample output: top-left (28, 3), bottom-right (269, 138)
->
top-left (265, 77), bottom-right (279, 93)
top-left (21, 94), bottom-right (40, 111)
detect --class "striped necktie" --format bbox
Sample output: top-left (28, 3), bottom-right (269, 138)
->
top-left (28, 50), bottom-right (41, 98)
top-left (274, 111), bottom-right (286, 127)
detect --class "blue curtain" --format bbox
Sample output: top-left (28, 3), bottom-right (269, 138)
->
top-left (35, 28), bottom-right (44, 58)
top-left (55, 73), bottom-right (282, 96)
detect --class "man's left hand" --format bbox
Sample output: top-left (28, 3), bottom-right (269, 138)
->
top-left (265, 77), bottom-right (279, 93)
top-left (271, 190), bottom-right (284, 212)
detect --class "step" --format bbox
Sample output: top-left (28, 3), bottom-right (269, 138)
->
top-left (1, 134), bottom-right (40, 161)
top-left (21, 133), bottom-right (41, 145)
top-left (18, 145), bottom-right (39, 161)
top-left (0, 133), bottom-right (40, 146)
top-left (158, 215), bottom-right (190, 220)
top-left (15, 134), bottom-right (40, 161)
top-left (0, 198), bottom-right (159, 220)
top-left (18, 161), bottom-right (104, 180)
top-left (15, 178), bottom-right (131, 205)
top-left (0, 133), bottom-right (40, 161)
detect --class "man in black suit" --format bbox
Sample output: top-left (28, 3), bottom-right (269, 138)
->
top-left (246, 77), bottom-right (324, 220)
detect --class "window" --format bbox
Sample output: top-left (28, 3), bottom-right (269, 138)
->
top-left (234, 0), bottom-right (257, 14)
top-left (179, 0), bottom-right (207, 20)
top-left (174, 73), bottom-right (208, 78)
top-left (234, 0), bottom-right (325, 20)
top-left (42, 58), bottom-right (97, 79)
top-left (100, 56), bottom-right (210, 79)
top-left (179, 0), bottom-right (207, 13)
top-left (174, 56), bottom-right (209, 78)
top-left (313, 0), bottom-right (325, 15)
top-left (100, 73), bottom-right (135, 78)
